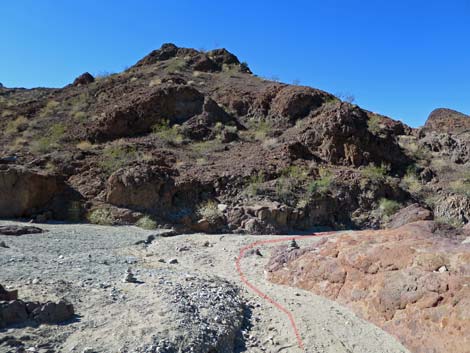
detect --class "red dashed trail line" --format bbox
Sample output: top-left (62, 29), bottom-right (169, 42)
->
top-left (235, 232), bottom-right (337, 352)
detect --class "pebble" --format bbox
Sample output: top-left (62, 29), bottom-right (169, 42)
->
top-left (168, 258), bottom-right (178, 264)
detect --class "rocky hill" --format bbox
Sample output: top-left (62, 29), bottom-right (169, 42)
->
top-left (0, 43), bottom-right (469, 233)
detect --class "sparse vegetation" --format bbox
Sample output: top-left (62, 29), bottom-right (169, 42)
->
top-left (39, 100), bottom-right (60, 118)
top-left (308, 168), bottom-right (333, 195)
top-left (99, 144), bottom-right (139, 174)
top-left (87, 208), bottom-right (116, 225)
top-left (5, 116), bottom-right (28, 135)
top-left (361, 163), bottom-right (390, 181)
top-left (76, 140), bottom-right (94, 151)
top-left (196, 200), bottom-right (222, 223)
top-left (152, 119), bottom-right (183, 144)
top-left (367, 115), bottom-right (383, 135)
top-left (246, 119), bottom-right (273, 141)
top-left (275, 177), bottom-right (296, 203)
top-left (135, 215), bottom-right (158, 230)
top-left (246, 171), bottom-right (266, 196)
top-left (401, 166), bottom-right (423, 194)
top-left (30, 123), bottom-right (66, 153)
top-left (378, 198), bottom-right (401, 218)
top-left (450, 171), bottom-right (470, 196)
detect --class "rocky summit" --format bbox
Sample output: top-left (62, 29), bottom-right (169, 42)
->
top-left (0, 43), bottom-right (469, 353)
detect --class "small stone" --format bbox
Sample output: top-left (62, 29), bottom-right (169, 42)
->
top-left (123, 268), bottom-right (138, 283)
top-left (0, 241), bottom-right (9, 248)
top-left (255, 248), bottom-right (263, 257)
top-left (438, 265), bottom-right (448, 273)
top-left (289, 239), bottom-right (299, 249)
top-left (32, 278), bottom-right (40, 285)
top-left (168, 258), bottom-right (178, 264)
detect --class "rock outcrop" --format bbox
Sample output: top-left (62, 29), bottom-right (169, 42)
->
top-left (424, 108), bottom-right (470, 134)
top-left (0, 167), bottom-right (68, 218)
top-left (267, 221), bottom-right (470, 353)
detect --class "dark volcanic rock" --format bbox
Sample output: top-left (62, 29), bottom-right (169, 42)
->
top-left (424, 108), bottom-right (470, 134)
top-left (0, 225), bottom-right (44, 236)
top-left (72, 72), bottom-right (95, 86)
top-left (0, 167), bottom-right (68, 218)
top-left (0, 285), bottom-right (18, 301)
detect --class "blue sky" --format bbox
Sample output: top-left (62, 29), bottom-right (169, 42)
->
top-left (1, 0), bottom-right (469, 127)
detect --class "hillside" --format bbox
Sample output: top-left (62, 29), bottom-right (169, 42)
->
top-left (0, 43), bottom-right (469, 233)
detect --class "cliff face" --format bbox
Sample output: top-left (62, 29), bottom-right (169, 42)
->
top-left (0, 43), bottom-right (468, 233)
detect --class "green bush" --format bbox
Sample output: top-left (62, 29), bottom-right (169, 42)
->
top-left (246, 171), bottom-right (266, 196)
top-left (99, 145), bottom-right (138, 174)
top-left (361, 163), bottom-right (390, 181)
top-left (30, 123), bottom-right (66, 153)
top-left (5, 116), bottom-right (28, 135)
top-left (280, 165), bottom-right (309, 182)
top-left (275, 177), bottom-right (296, 203)
top-left (87, 208), bottom-right (115, 225)
top-left (378, 198), bottom-right (401, 217)
top-left (135, 216), bottom-right (158, 230)
top-left (367, 115), bottom-right (383, 135)
top-left (152, 119), bottom-right (183, 144)
top-left (308, 168), bottom-right (333, 195)
top-left (196, 200), bottom-right (222, 223)
top-left (246, 119), bottom-right (273, 141)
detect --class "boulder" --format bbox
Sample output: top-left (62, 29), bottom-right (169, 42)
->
top-left (424, 108), bottom-right (470, 134)
top-left (0, 167), bottom-right (67, 218)
top-left (387, 203), bottom-right (433, 229)
top-left (0, 284), bottom-right (18, 301)
top-left (72, 72), bottom-right (95, 86)
top-left (0, 225), bottom-right (44, 236)
top-left (90, 85), bottom-right (206, 141)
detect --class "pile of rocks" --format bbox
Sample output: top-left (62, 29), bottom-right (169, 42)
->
top-left (0, 284), bottom-right (74, 328)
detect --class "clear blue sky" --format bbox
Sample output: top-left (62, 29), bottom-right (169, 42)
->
top-left (1, 0), bottom-right (469, 127)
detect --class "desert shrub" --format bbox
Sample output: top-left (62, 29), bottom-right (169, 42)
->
top-left (275, 177), bottom-right (296, 203)
top-left (30, 123), bottom-right (66, 153)
top-left (189, 139), bottom-right (223, 155)
top-left (5, 116), bottom-right (28, 135)
top-left (281, 165), bottom-right (310, 182)
top-left (435, 215), bottom-right (464, 228)
top-left (378, 198), bottom-right (401, 217)
top-left (246, 171), bottom-right (266, 196)
top-left (367, 115), bottom-right (382, 135)
top-left (152, 119), bottom-right (183, 144)
top-left (401, 165), bottom-right (423, 194)
top-left (76, 140), bottom-right (94, 151)
top-left (95, 71), bottom-right (115, 79)
top-left (361, 163), bottom-right (390, 181)
top-left (164, 58), bottom-right (187, 73)
top-left (99, 145), bottom-right (138, 174)
top-left (450, 171), bottom-right (470, 196)
top-left (73, 111), bottom-right (87, 122)
top-left (196, 200), bottom-right (222, 223)
top-left (246, 119), bottom-right (273, 141)
top-left (135, 216), bottom-right (158, 230)
top-left (87, 208), bottom-right (115, 225)
top-left (308, 168), bottom-right (333, 195)
top-left (39, 100), bottom-right (60, 118)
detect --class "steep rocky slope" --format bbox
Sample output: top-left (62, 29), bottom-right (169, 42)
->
top-left (0, 43), bottom-right (469, 233)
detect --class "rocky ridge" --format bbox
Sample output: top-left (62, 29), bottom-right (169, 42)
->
top-left (0, 43), bottom-right (469, 233)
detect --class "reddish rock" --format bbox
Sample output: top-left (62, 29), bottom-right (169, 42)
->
top-left (72, 72), bottom-right (94, 86)
top-left (387, 203), bottom-right (433, 229)
top-left (267, 221), bottom-right (470, 353)
top-left (424, 108), bottom-right (470, 134)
